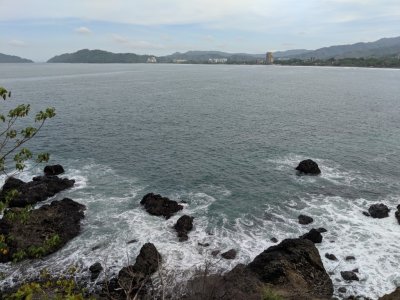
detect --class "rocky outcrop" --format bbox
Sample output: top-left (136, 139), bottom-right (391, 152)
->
top-left (140, 193), bottom-right (183, 219)
top-left (395, 205), bottom-right (400, 225)
top-left (0, 198), bottom-right (85, 263)
top-left (341, 271), bottom-right (359, 281)
top-left (174, 215), bottom-right (194, 241)
top-left (368, 204), bottom-right (390, 218)
top-left (0, 175), bottom-right (75, 208)
top-left (44, 164), bottom-right (65, 176)
top-left (298, 214), bottom-right (313, 225)
top-left (301, 228), bottom-right (323, 243)
top-left (379, 287), bottom-right (400, 300)
top-left (247, 238), bottom-right (333, 299)
top-left (118, 243), bottom-right (161, 296)
top-left (295, 159), bottom-right (321, 175)
top-left (221, 249), bottom-right (237, 260)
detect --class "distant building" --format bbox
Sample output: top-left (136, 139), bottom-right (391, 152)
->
top-left (173, 59), bottom-right (188, 63)
top-left (208, 58), bottom-right (228, 64)
top-left (266, 52), bottom-right (274, 65)
top-left (147, 56), bottom-right (157, 63)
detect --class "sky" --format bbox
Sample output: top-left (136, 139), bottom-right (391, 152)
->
top-left (0, 0), bottom-right (399, 61)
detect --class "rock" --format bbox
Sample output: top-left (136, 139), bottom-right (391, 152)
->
top-left (270, 237), bottom-right (278, 243)
top-left (352, 268), bottom-right (359, 273)
top-left (341, 271), bottom-right (359, 281)
top-left (325, 253), bottom-right (338, 261)
top-left (362, 211), bottom-right (370, 217)
top-left (0, 198), bottom-right (85, 263)
top-left (118, 243), bottom-right (161, 296)
top-left (345, 256), bottom-right (356, 261)
top-left (395, 206), bottom-right (400, 225)
top-left (174, 215), bottom-right (194, 242)
top-left (368, 203), bottom-right (390, 218)
top-left (198, 242), bottom-right (210, 247)
top-left (44, 164), bottom-right (65, 176)
top-left (247, 238), bottom-right (333, 298)
top-left (211, 250), bottom-right (220, 257)
top-left (317, 227), bottom-right (328, 233)
top-left (89, 262), bottom-right (103, 281)
top-left (339, 287), bottom-right (347, 293)
top-left (221, 249), bottom-right (237, 260)
top-left (379, 287), bottom-right (400, 300)
top-left (127, 239), bottom-right (138, 244)
top-left (140, 193), bottom-right (183, 219)
top-left (301, 228), bottom-right (323, 243)
top-left (298, 214), bottom-right (314, 225)
top-left (0, 176), bottom-right (75, 208)
top-left (295, 159), bottom-right (321, 175)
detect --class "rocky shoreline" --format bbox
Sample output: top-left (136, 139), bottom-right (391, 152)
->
top-left (0, 160), bottom-right (399, 299)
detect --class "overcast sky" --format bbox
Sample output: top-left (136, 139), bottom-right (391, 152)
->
top-left (1, 0), bottom-right (399, 61)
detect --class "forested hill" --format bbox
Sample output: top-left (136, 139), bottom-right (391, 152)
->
top-left (47, 49), bottom-right (152, 63)
top-left (0, 53), bottom-right (33, 63)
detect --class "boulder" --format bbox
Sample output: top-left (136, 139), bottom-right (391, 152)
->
top-left (174, 215), bottom-right (194, 242)
top-left (247, 238), bottom-right (333, 298)
top-left (118, 243), bottom-right (161, 296)
top-left (368, 204), bottom-right (390, 218)
top-left (295, 159), bottom-right (321, 175)
top-left (0, 198), bottom-right (85, 263)
top-left (89, 262), bottom-right (103, 281)
top-left (341, 271), bottom-right (359, 281)
top-left (0, 176), bottom-right (75, 208)
top-left (44, 164), bottom-right (65, 176)
top-left (198, 242), bottom-right (210, 247)
top-left (379, 287), bottom-right (400, 300)
top-left (395, 206), bottom-right (400, 225)
top-left (345, 256), bottom-right (356, 261)
top-left (298, 214), bottom-right (314, 225)
top-left (317, 227), bottom-right (328, 233)
top-left (338, 287), bottom-right (347, 293)
top-left (140, 193), bottom-right (183, 219)
top-left (270, 237), bottom-right (278, 243)
top-left (301, 228), bottom-right (323, 243)
top-left (221, 249), bottom-right (237, 260)
top-left (325, 253), bottom-right (338, 261)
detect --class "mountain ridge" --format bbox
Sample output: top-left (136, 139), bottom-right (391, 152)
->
top-left (0, 53), bottom-right (33, 63)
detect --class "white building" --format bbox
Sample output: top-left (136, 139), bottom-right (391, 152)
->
top-left (147, 56), bottom-right (157, 63)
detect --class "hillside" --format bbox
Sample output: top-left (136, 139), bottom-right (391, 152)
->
top-left (0, 53), bottom-right (33, 63)
top-left (47, 49), bottom-right (152, 63)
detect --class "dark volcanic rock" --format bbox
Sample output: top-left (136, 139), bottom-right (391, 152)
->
top-left (317, 227), bottom-right (328, 233)
top-left (174, 215), bottom-right (194, 242)
top-left (221, 249), bottom-right (237, 260)
top-left (362, 211), bottom-right (370, 217)
top-left (341, 271), bottom-right (359, 281)
top-left (140, 193), bottom-right (183, 219)
top-left (301, 228), bottom-right (323, 243)
top-left (198, 242), bottom-right (210, 247)
top-left (395, 206), bottom-right (400, 225)
top-left (211, 250), bottom-right (220, 257)
top-left (295, 159), bottom-right (321, 175)
top-left (89, 262), bottom-right (103, 281)
top-left (325, 253), bottom-right (338, 261)
top-left (44, 164), bottom-right (65, 176)
top-left (379, 287), bottom-right (400, 300)
top-left (118, 243), bottom-right (161, 296)
top-left (339, 287), bottom-right (347, 293)
top-left (345, 256), bottom-right (356, 261)
top-left (368, 203), bottom-right (390, 218)
top-left (0, 198), bottom-right (85, 263)
top-left (270, 237), bottom-right (278, 243)
top-left (298, 214), bottom-right (314, 225)
top-left (247, 238), bottom-right (333, 298)
top-left (0, 176), bottom-right (75, 208)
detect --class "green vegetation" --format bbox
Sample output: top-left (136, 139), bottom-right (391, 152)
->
top-left (12, 234), bottom-right (62, 262)
top-left (275, 56), bottom-right (400, 68)
top-left (47, 49), bottom-right (152, 63)
top-left (0, 53), bottom-right (33, 63)
top-left (4, 206), bottom-right (31, 224)
top-left (261, 287), bottom-right (284, 300)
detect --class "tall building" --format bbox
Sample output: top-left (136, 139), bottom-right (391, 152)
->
top-left (266, 52), bottom-right (274, 65)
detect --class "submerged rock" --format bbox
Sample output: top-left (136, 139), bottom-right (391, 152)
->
top-left (174, 215), bottom-right (194, 242)
top-left (341, 271), bottom-right (359, 281)
top-left (44, 164), bottom-right (65, 176)
top-left (89, 262), bottom-right (103, 281)
top-left (325, 253), bottom-right (338, 261)
top-left (118, 243), bottom-right (161, 297)
top-left (368, 203), bottom-right (390, 218)
top-left (270, 237), bottom-right (278, 243)
top-left (221, 249), bottom-right (237, 260)
top-left (295, 159), bottom-right (321, 175)
top-left (140, 193), bottom-right (183, 219)
top-left (301, 228), bottom-right (323, 243)
top-left (298, 214), bottom-right (314, 225)
top-left (247, 238), bottom-right (333, 298)
top-left (395, 205), bottom-right (400, 225)
top-left (0, 198), bottom-right (85, 263)
top-left (0, 175), bottom-right (75, 208)
top-left (317, 227), bottom-right (328, 233)
top-left (345, 256), bottom-right (356, 261)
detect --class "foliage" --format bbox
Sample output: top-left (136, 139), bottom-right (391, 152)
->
top-left (4, 206), bottom-right (31, 224)
top-left (261, 286), bottom-right (284, 300)
top-left (12, 234), bottom-right (62, 262)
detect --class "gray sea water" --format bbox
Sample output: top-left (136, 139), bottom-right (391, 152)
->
top-left (0, 63), bottom-right (400, 299)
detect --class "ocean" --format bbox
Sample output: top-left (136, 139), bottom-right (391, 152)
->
top-left (0, 63), bottom-right (400, 299)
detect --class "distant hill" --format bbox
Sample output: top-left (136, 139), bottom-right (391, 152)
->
top-left (283, 36), bottom-right (400, 60)
top-left (47, 49), bottom-right (152, 63)
top-left (0, 53), bottom-right (33, 63)
top-left (158, 50), bottom-right (265, 63)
